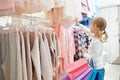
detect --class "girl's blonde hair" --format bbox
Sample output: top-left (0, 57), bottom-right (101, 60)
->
top-left (92, 17), bottom-right (108, 42)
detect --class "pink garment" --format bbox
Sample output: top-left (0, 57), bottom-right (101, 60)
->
top-left (15, 0), bottom-right (25, 14)
top-left (25, 0), bottom-right (40, 13)
top-left (0, 7), bottom-right (15, 14)
top-left (59, 25), bottom-right (75, 67)
top-left (24, 0), bottom-right (31, 13)
top-left (86, 0), bottom-right (90, 11)
top-left (52, 25), bottom-right (75, 73)
top-left (81, 0), bottom-right (89, 14)
top-left (0, 0), bottom-right (15, 10)
top-left (0, 0), bottom-right (15, 14)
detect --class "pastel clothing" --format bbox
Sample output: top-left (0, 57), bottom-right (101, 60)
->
top-left (83, 38), bottom-right (106, 69)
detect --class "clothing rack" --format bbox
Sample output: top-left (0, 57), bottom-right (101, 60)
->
top-left (0, 14), bottom-right (50, 23)
top-left (0, 14), bottom-right (54, 32)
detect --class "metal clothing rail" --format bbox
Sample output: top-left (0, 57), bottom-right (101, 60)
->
top-left (0, 14), bottom-right (50, 23)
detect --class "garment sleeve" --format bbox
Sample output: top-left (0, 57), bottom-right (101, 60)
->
top-left (83, 39), bottom-right (103, 60)
top-left (83, 53), bottom-right (91, 61)
top-left (79, 24), bottom-right (94, 37)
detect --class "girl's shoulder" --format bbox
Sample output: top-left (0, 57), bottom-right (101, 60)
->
top-left (91, 38), bottom-right (102, 43)
top-left (90, 38), bottom-right (104, 47)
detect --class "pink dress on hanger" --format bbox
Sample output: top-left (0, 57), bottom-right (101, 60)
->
top-left (0, 0), bottom-right (15, 14)
top-left (14, 0), bottom-right (25, 14)
top-left (28, 0), bottom-right (40, 13)
top-left (0, 0), bottom-right (15, 10)
top-left (24, 0), bottom-right (31, 13)
top-left (81, 0), bottom-right (89, 14)
top-left (52, 25), bottom-right (75, 76)
top-left (63, 0), bottom-right (82, 21)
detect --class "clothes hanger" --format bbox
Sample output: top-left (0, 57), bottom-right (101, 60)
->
top-left (1, 16), bottom-right (11, 31)
top-left (73, 17), bottom-right (94, 37)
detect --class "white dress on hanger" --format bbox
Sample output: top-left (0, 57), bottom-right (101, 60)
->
top-left (54, 0), bottom-right (65, 7)
top-left (40, 0), bottom-right (54, 12)
top-left (63, 0), bottom-right (82, 21)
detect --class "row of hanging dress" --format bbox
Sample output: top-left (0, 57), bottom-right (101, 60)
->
top-left (0, 25), bottom-right (60, 80)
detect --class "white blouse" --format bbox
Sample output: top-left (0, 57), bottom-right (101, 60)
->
top-left (83, 38), bottom-right (107, 69)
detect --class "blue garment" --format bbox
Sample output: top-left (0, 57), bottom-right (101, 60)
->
top-left (89, 59), bottom-right (95, 69)
top-left (79, 16), bottom-right (92, 27)
top-left (88, 59), bottom-right (105, 80)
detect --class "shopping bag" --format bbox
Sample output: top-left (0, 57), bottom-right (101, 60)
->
top-left (65, 58), bottom-right (88, 73)
top-left (65, 58), bottom-right (89, 80)
top-left (88, 69), bottom-right (97, 80)
top-left (62, 75), bottom-right (71, 80)
top-left (75, 67), bottom-right (92, 80)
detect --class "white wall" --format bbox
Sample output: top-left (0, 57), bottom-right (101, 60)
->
top-left (99, 6), bottom-right (120, 63)
top-left (96, 0), bottom-right (120, 8)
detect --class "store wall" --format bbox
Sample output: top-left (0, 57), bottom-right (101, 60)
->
top-left (99, 5), bottom-right (120, 64)
top-left (96, 0), bottom-right (120, 8)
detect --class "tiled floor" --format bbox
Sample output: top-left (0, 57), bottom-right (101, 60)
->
top-left (104, 63), bottom-right (120, 80)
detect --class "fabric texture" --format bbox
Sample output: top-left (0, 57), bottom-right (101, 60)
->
top-left (42, 32), bottom-right (53, 80)
top-left (73, 29), bottom-right (91, 61)
top-left (63, 0), bottom-right (82, 20)
top-left (0, 32), bottom-right (9, 80)
top-left (1, 31), bottom-right (19, 80)
top-left (39, 32), bottom-right (53, 80)
top-left (30, 31), bottom-right (41, 80)
top-left (83, 38), bottom-right (106, 69)
top-left (52, 25), bottom-right (75, 73)
top-left (19, 31), bottom-right (28, 80)
top-left (1, 32), bottom-right (10, 80)
top-left (16, 31), bottom-right (22, 80)
top-left (23, 31), bottom-right (32, 80)
top-left (0, 0), bottom-right (14, 9)
top-left (0, 29), bottom-right (60, 80)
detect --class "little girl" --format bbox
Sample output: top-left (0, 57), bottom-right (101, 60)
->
top-left (82, 17), bottom-right (108, 80)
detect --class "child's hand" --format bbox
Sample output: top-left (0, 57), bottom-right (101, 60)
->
top-left (82, 48), bottom-right (88, 54)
